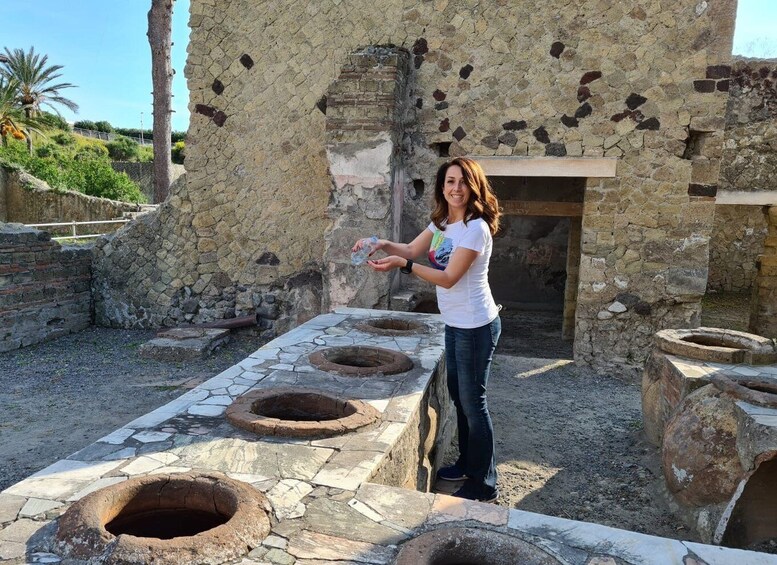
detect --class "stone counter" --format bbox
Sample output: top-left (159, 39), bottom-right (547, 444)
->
top-left (1, 310), bottom-right (775, 563)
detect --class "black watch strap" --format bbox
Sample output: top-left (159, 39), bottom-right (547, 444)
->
top-left (400, 259), bottom-right (414, 274)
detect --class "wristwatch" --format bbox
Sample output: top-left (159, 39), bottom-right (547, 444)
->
top-left (400, 259), bottom-right (414, 274)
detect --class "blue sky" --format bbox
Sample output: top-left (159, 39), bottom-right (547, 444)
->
top-left (2, 0), bottom-right (775, 134)
top-left (2, 0), bottom-right (191, 132)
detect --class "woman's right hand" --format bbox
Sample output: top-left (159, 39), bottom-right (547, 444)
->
top-left (352, 237), bottom-right (385, 256)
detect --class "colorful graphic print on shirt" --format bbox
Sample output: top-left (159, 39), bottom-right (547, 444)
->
top-left (429, 230), bottom-right (453, 270)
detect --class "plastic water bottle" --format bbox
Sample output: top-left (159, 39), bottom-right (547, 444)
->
top-left (351, 236), bottom-right (378, 265)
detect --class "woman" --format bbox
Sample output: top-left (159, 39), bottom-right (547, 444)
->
top-left (353, 157), bottom-right (502, 502)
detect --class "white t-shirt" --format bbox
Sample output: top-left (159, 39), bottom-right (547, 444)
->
top-left (426, 218), bottom-right (499, 329)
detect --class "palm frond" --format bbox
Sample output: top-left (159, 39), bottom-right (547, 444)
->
top-left (1, 46), bottom-right (79, 117)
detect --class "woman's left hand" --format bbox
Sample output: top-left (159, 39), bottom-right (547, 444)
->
top-left (367, 256), bottom-right (404, 272)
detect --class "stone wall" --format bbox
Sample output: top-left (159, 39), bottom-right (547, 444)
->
top-left (0, 166), bottom-right (149, 236)
top-left (721, 58), bottom-right (777, 192)
top-left (750, 206), bottom-right (777, 338)
top-left (0, 224), bottom-right (92, 352)
top-left (708, 205), bottom-right (768, 292)
top-left (91, 174), bottom-right (323, 334)
top-left (708, 57), bottom-right (777, 293)
top-left (94, 0), bottom-right (736, 370)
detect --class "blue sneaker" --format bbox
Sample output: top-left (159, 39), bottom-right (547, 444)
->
top-left (436, 465), bottom-right (467, 481)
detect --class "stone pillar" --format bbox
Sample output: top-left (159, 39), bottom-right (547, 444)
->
top-left (562, 217), bottom-right (581, 340)
top-left (750, 206), bottom-right (777, 338)
top-left (323, 47), bottom-right (410, 311)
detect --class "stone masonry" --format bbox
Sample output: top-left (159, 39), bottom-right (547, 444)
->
top-left (708, 204), bottom-right (769, 292)
top-left (0, 224), bottom-right (92, 353)
top-left (708, 57), bottom-right (777, 293)
top-left (92, 0), bottom-right (737, 371)
top-left (324, 47), bottom-right (410, 311)
top-left (750, 206), bottom-right (777, 338)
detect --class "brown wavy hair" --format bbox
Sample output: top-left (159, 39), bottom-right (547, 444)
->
top-left (430, 157), bottom-right (501, 236)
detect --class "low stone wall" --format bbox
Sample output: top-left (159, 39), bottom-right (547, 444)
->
top-left (0, 166), bottom-right (149, 235)
top-left (0, 224), bottom-right (92, 353)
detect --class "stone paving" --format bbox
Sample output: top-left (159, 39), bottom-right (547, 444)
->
top-left (1, 309), bottom-right (775, 564)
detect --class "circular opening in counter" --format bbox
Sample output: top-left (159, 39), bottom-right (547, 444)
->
top-left (394, 527), bottom-right (562, 565)
top-left (309, 346), bottom-right (413, 376)
top-left (54, 472), bottom-right (271, 564)
top-left (356, 317), bottom-right (428, 336)
top-left (107, 508), bottom-right (226, 539)
top-left (226, 388), bottom-right (381, 438)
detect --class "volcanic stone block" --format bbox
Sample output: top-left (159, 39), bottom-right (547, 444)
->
top-left (139, 328), bottom-right (230, 361)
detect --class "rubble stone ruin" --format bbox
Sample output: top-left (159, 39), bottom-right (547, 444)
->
top-left (83, 0), bottom-right (777, 374)
top-left (5, 1), bottom-right (777, 563)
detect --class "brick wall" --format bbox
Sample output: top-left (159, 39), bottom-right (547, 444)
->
top-left (323, 47), bottom-right (410, 310)
top-left (0, 224), bottom-right (92, 352)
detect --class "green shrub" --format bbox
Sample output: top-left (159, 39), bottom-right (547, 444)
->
top-left (73, 120), bottom-right (97, 130)
top-left (73, 143), bottom-right (109, 161)
top-left (171, 140), bottom-right (185, 164)
top-left (41, 112), bottom-right (71, 131)
top-left (114, 127), bottom-right (151, 140)
top-left (51, 131), bottom-right (76, 146)
top-left (113, 128), bottom-right (186, 143)
top-left (94, 120), bottom-right (114, 133)
top-left (64, 159), bottom-right (145, 202)
top-left (35, 144), bottom-right (62, 159)
top-left (106, 136), bottom-right (140, 161)
top-left (0, 137), bottom-right (146, 203)
top-left (138, 145), bottom-right (154, 162)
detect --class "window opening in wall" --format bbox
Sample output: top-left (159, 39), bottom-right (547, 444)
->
top-left (430, 142), bottom-right (451, 158)
top-left (488, 176), bottom-right (584, 359)
top-left (682, 129), bottom-right (711, 160)
top-left (412, 179), bottom-right (425, 200)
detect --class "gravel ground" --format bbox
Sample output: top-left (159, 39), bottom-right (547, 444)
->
top-left (0, 326), bottom-right (263, 492)
top-left (437, 354), bottom-right (692, 541)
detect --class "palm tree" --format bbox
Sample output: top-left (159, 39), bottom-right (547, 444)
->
top-left (1, 47), bottom-right (78, 152)
top-left (1, 46), bottom-right (79, 120)
top-left (0, 77), bottom-right (25, 146)
top-left (0, 76), bottom-right (56, 150)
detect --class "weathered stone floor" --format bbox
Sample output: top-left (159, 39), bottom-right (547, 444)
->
top-left (1, 309), bottom-right (775, 564)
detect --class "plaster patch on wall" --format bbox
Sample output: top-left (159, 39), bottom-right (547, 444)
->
top-left (327, 135), bottom-right (394, 191)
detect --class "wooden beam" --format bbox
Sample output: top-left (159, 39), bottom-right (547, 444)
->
top-left (502, 200), bottom-right (584, 217)
top-left (476, 157), bottom-right (618, 178)
top-left (715, 190), bottom-right (777, 206)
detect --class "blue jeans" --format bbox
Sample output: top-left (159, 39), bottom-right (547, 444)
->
top-left (445, 315), bottom-right (501, 497)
